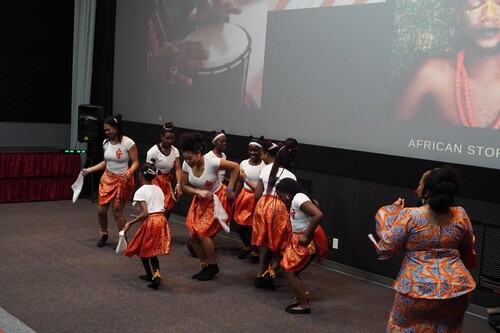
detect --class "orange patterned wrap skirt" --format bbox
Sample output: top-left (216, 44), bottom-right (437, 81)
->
top-left (124, 213), bottom-right (171, 257)
top-left (152, 173), bottom-right (175, 212)
top-left (251, 195), bottom-right (291, 253)
top-left (98, 168), bottom-right (135, 207)
top-left (234, 188), bottom-right (257, 227)
top-left (387, 292), bottom-right (470, 332)
top-left (185, 185), bottom-right (231, 238)
top-left (281, 226), bottom-right (329, 272)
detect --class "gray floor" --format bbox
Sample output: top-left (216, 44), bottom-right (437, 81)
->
top-left (0, 200), bottom-right (494, 333)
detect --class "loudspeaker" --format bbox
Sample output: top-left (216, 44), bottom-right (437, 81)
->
top-left (78, 105), bottom-right (103, 143)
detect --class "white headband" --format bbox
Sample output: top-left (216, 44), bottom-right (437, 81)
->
top-left (212, 133), bottom-right (225, 144)
top-left (268, 143), bottom-right (278, 151)
top-left (249, 142), bottom-right (262, 148)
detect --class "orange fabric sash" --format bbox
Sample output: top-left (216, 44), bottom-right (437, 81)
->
top-left (152, 173), bottom-right (175, 212)
top-left (234, 188), bottom-right (256, 226)
top-left (124, 213), bottom-right (171, 257)
top-left (98, 168), bottom-right (134, 207)
top-left (251, 195), bottom-right (291, 252)
top-left (185, 185), bottom-right (232, 238)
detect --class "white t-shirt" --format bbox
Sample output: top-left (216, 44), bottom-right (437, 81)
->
top-left (240, 159), bottom-right (265, 191)
top-left (132, 184), bottom-right (165, 214)
top-left (146, 144), bottom-right (179, 174)
top-left (182, 156), bottom-right (222, 193)
top-left (205, 150), bottom-right (226, 182)
top-left (259, 164), bottom-right (296, 196)
top-left (290, 193), bottom-right (311, 232)
top-left (103, 136), bottom-right (135, 174)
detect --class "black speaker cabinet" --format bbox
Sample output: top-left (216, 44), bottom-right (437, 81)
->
top-left (78, 105), bottom-right (103, 143)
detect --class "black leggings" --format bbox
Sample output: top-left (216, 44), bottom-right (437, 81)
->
top-left (141, 256), bottom-right (160, 276)
top-left (237, 224), bottom-right (252, 248)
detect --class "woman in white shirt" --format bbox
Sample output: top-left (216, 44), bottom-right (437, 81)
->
top-left (146, 121), bottom-right (182, 218)
top-left (205, 130), bottom-right (228, 183)
top-left (275, 177), bottom-right (328, 315)
top-left (179, 132), bottom-right (239, 281)
top-left (82, 114), bottom-right (139, 248)
top-left (233, 136), bottom-right (265, 261)
top-left (252, 138), bottom-right (298, 290)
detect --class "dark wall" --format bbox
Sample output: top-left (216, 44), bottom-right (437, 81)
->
top-left (0, 1), bottom-right (74, 124)
top-left (124, 120), bottom-right (500, 308)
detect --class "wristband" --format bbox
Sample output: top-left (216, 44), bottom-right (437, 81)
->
top-left (83, 168), bottom-right (88, 175)
top-left (176, 183), bottom-right (182, 187)
top-left (244, 178), bottom-right (249, 183)
top-left (226, 188), bottom-right (234, 192)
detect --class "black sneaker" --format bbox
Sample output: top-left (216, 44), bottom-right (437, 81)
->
top-left (237, 247), bottom-right (252, 259)
top-left (139, 275), bottom-right (152, 282)
top-left (192, 265), bottom-right (208, 279)
top-left (262, 272), bottom-right (275, 290)
top-left (148, 276), bottom-right (161, 289)
top-left (250, 253), bottom-right (259, 264)
top-left (197, 264), bottom-right (219, 281)
top-left (97, 234), bottom-right (108, 247)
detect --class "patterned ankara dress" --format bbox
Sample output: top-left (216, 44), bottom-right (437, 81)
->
top-left (375, 205), bottom-right (476, 333)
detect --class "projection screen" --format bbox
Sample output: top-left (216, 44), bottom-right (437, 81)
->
top-left (113, 0), bottom-right (500, 169)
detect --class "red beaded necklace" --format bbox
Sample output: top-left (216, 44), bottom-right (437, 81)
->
top-left (455, 50), bottom-right (500, 129)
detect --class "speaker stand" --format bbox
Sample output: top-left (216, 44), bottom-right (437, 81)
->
top-left (84, 155), bottom-right (96, 203)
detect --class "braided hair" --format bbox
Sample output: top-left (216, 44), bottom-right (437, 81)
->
top-left (275, 177), bottom-right (313, 202)
top-left (267, 138), bottom-right (299, 194)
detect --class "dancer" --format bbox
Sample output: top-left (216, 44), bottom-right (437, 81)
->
top-left (252, 138), bottom-right (298, 289)
top-left (233, 136), bottom-right (265, 262)
top-left (373, 165), bottom-right (476, 332)
top-left (146, 121), bottom-right (182, 219)
top-left (123, 163), bottom-right (171, 289)
top-left (205, 130), bottom-right (228, 183)
top-left (276, 178), bottom-right (328, 314)
top-left (180, 132), bottom-right (239, 281)
top-left (81, 114), bottom-right (139, 247)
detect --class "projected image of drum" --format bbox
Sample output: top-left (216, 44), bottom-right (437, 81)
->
top-left (181, 23), bottom-right (251, 108)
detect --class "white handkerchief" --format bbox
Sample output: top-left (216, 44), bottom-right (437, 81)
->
top-left (116, 230), bottom-right (128, 254)
top-left (368, 234), bottom-right (391, 261)
top-left (71, 173), bottom-right (85, 203)
top-left (213, 195), bottom-right (230, 233)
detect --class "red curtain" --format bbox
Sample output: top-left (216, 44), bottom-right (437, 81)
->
top-left (0, 153), bottom-right (81, 203)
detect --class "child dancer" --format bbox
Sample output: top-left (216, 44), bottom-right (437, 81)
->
top-left (123, 163), bottom-right (171, 289)
top-left (275, 178), bottom-right (328, 314)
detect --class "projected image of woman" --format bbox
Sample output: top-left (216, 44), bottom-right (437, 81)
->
top-left (81, 114), bottom-right (139, 247)
top-left (179, 132), bottom-right (239, 281)
top-left (373, 166), bottom-right (476, 331)
top-left (396, 0), bottom-right (500, 128)
top-left (146, 122), bottom-right (182, 219)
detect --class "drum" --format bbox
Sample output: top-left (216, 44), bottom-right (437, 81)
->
top-left (179, 23), bottom-right (252, 107)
